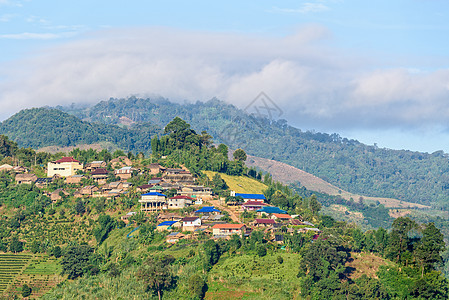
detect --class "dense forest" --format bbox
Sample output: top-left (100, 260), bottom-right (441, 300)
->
top-left (2, 97), bottom-right (449, 209)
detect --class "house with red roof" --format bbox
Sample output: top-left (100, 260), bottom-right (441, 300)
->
top-left (47, 157), bottom-right (83, 177)
top-left (168, 195), bottom-right (194, 209)
top-left (254, 219), bottom-right (275, 227)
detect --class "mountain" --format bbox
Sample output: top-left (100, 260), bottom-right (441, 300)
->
top-left (2, 96), bottom-right (449, 208)
top-left (0, 107), bottom-right (161, 153)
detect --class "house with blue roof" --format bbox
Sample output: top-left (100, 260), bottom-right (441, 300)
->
top-left (194, 206), bottom-right (221, 215)
top-left (139, 192), bottom-right (167, 212)
top-left (256, 206), bottom-right (288, 215)
top-left (156, 220), bottom-right (181, 231)
top-left (233, 192), bottom-right (266, 202)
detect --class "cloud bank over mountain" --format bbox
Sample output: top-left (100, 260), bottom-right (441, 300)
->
top-left (1, 26), bottom-right (448, 136)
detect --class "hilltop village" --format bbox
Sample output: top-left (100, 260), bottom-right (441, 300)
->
top-left (1, 154), bottom-right (320, 246)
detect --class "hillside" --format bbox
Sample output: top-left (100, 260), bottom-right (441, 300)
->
top-left (246, 155), bottom-right (430, 209)
top-left (2, 97), bottom-right (449, 208)
top-left (0, 107), bottom-right (160, 152)
top-left (203, 171), bottom-right (267, 194)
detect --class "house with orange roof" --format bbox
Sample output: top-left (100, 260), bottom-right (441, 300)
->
top-left (212, 224), bottom-right (246, 237)
top-left (271, 213), bottom-right (292, 221)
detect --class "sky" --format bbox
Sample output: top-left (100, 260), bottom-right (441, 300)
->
top-left (1, 0), bottom-right (449, 153)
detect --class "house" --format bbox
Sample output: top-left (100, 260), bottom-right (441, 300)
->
top-left (47, 157), bottom-right (83, 177)
top-left (212, 224), bottom-right (246, 237)
top-left (139, 192), bottom-right (167, 212)
top-left (178, 185), bottom-right (213, 200)
top-left (50, 189), bottom-right (69, 202)
top-left (233, 192), bottom-right (266, 203)
top-left (136, 184), bottom-right (153, 192)
top-left (121, 211), bottom-right (136, 224)
top-left (35, 177), bottom-right (53, 187)
top-left (290, 219), bottom-right (305, 226)
top-left (12, 166), bottom-right (28, 173)
top-left (157, 221), bottom-right (181, 232)
top-left (256, 207), bottom-right (287, 216)
top-left (167, 196), bottom-right (194, 209)
top-left (85, 161), bottom-right (106, 171)
top-left (66, 174), bottom-right (84, 184)
top-left (114, 166), bottom-right (133, 180)
top-left (0, 164), bottom-right (13, 172)
top-left (148, 177), bottom-right (163, 185)
top-left (110, 156), bottom-right (132, 168)
top-left (298, 227), bottom-right (321, 234)
top-left (166, 232), bottom-right (185, 244)
top-left (109, 181), bottom-right (123, 190)
top-left (163, 168), bottom-right (195, 185)
top-left (80, 185), bottom-right (99, 196)
top-left (194, 206), bottom-right (221, 216)
top-left (242, 201), bottom-right (267, 211)
top-left (91, 168), bottom-right (109, 184)
top-left (158, 213), bottom-right (183, 222)
top-left (271, 213), bottom-right (292, 221)
top-left (122, 182), bottom-right (133, 190)
top-left (15, 173), bottom-right (37, 184)
top-left (149, 163), bottom-right (165, 175)
top-left (108, 189), bottom-right (123, 197)
top-left (254, 219), bottom-right (275, 227)
top-left (181, 217), bottom-right (202, 231)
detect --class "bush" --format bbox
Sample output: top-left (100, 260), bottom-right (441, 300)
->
top-left (257, 245), bottom-right (267, 257)
top-left (22, 284), bottom-right (32, 297)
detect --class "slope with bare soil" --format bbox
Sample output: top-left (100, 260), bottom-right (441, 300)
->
top-left (246, 155), bottom-right (430, 209)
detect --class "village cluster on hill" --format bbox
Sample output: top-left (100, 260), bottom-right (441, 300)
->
top-left (0, 155), bottom-right (321, 246)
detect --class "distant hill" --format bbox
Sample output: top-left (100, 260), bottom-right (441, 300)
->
top-left (245, 154), bottom-right (430, 209)
top-left (2, 96), bottom-right (449, 208)
top-left (0, 107), bottom-right (160, 152)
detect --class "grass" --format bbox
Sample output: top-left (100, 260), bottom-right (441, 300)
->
top-left (23, 259), bottom-right (61, 275)
top-left (206, 252), bottom-right (301, 299)
top-left (345, 252), bottom-right (391, 280)
top-left (203, 171), bottom-right (267, 194)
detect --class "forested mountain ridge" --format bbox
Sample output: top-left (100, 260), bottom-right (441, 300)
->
top-left (59, 96), bottom-right (449, 208)
top-left (2, 97), bottom-right (449, 208)
top-left (0, 107), bottom-right (160, 153)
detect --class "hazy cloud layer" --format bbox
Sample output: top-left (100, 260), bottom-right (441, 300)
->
top-left (1, 26), bottom-right (449, 134)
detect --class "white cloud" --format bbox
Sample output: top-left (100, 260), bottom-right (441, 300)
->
top-left (0, 26), bottom-right (449, 136)
top-left (0, 31), bottom-right (76, 39)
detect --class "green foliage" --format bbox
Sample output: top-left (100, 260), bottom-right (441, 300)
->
top-left (61, 244), bottom-right (95, 279)
top-left (188, 274), bottom-right (206, 299)
top-left (21, 283), bottom-right (31, 297)
top-left (9, 236), bottom-right (23, 253)
top-left (137, 256), bottom-right (175, 300)
top-left (93, 214), bottom-right (116, 245)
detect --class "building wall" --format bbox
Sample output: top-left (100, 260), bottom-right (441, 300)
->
top-left (47, 161), bottom-right (83, 177)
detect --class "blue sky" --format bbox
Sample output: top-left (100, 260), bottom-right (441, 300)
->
top-left (1, 0), bottom-right (449, 153)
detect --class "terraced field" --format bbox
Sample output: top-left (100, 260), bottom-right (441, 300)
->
top-left (0, 253), bottom-right (32, 294)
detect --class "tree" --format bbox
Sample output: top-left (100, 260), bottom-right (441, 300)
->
top-left (93, 214), bottom-right (116, 245)
top-left (188, 274), bottom-right (206, 299)
top-left (9, 236), bottom-right (23, 253)
top-left (415, 223), bottom-right (445, 277)
top-left (21, 284), bottom-right (31, 297)
top-left (233, 149), bottom-right (247, 162)
top-left (217, 144), bottom-right (228, 157)
top-left (137, 256), bottom-right (175, 300)
top-left (74, 199), bottom-right (85, 215)
top-left (61, 244), bottom-right (94, 279)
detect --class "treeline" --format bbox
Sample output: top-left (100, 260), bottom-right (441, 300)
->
top-left (56, 96), bottom-right (449, 208)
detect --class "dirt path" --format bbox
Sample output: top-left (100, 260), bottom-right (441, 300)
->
top-left (208, 199), bottom-right (241, 223)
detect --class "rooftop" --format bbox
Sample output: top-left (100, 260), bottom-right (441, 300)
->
top-left (235, 193), bottom-right (266, 200)
top-left (141, 192), bottom-right (167, 197)
top-left (54, 157), bottom-right (80, 163)
top-left (212, 224), bottom-right (245, 229)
